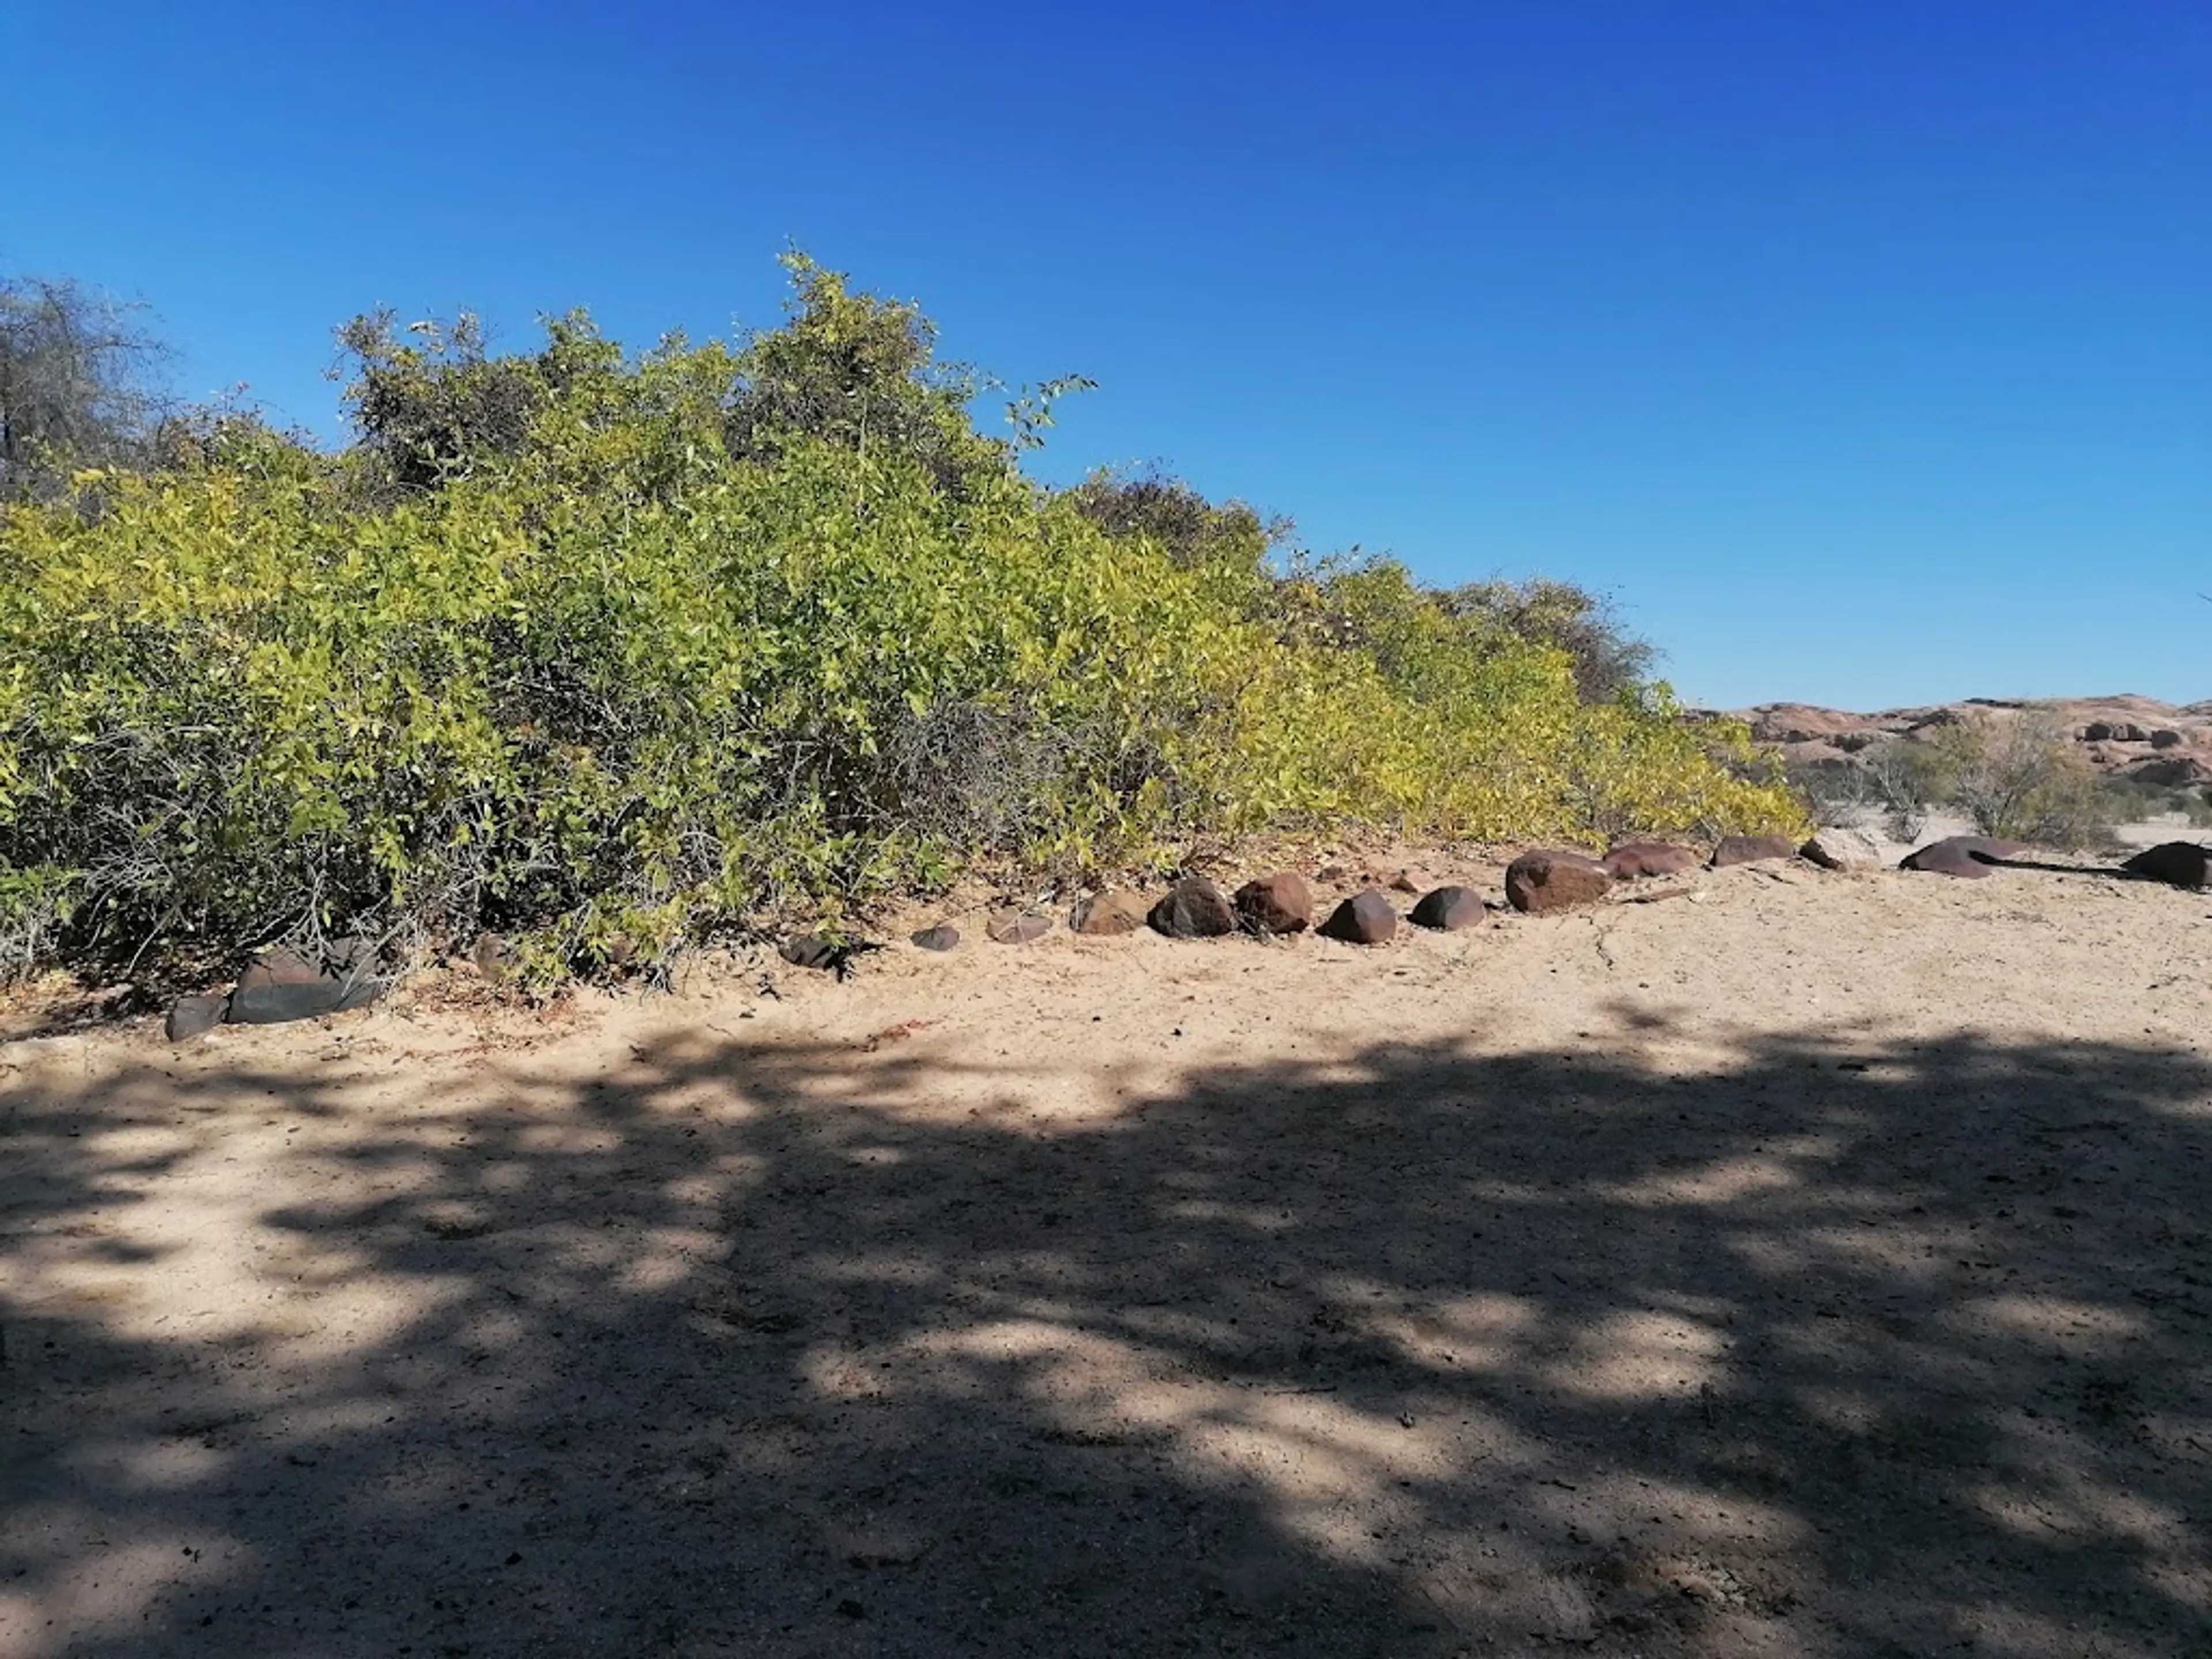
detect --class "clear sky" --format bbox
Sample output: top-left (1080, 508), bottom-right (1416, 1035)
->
top-left (4, 1), bottom-right (2206, 709)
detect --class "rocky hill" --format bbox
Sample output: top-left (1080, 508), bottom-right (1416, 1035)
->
top-left (1729, 694), bottom-right (2212, 788)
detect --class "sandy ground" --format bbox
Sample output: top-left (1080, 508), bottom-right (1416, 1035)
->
top-left (3, 848), bottom-right (2210, 1658)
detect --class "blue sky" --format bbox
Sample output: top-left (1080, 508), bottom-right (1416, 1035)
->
top-left (4, 1), bottom-right (2206, 709)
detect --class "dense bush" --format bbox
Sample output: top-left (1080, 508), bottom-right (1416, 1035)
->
top-left (0, 257), bottom-right (1801, 982)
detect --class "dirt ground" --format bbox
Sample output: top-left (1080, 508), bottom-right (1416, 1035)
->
top-left (4, 849), bottom-right (2210, 1658)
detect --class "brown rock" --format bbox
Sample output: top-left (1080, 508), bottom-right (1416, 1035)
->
top-left (1319, 889), bottom-right (1397, 944)
top-left (2122, 841), bottom-right (2211, 891)
top-left (910, 924), bottom-right (960, 951)
top-left (1899, 835), bottom-right (2027, 878)
top-left (1601, 841), bottom-right (1699, 879)
top-left (1069, 891), bottom-right (1148, 936)
top-left (1388, 870), bottom-right (1422, 894)
top-left (1710, 835), bottom-right (1799, 868)
top-left (1505, 850), bottom-right (1613, 914)
top-left (986, 909), bottom-right (1052, 945)
top-left (2151, 729), bottom-right (2186, 749)
top-left (1149, 879), bottom-right (1235, 940)
top-left (1408, 885), bottom-right (1486, 930)
top-left (1233, 873), bottom-right (1312, 934)
top-left (165, 993), bottom-right (229, 1041)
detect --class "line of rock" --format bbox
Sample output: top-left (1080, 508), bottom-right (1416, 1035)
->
top-left (161, 834), bottom-right (2210, 1036)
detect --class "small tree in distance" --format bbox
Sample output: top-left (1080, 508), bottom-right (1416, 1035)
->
top-left (0, 274), bottom-right (171, 500)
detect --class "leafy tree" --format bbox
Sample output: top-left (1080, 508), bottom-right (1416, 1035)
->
top-left (1063, 468), bottom-right (1286, 574)
top-left (1438, 578), bottom-right (1656, 703)
top-left (335, 308), bottom-right (616, 495)
top-left (723, 253), bottom-right (1002, 495)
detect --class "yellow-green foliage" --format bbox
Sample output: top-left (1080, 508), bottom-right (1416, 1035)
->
top-left (0, 259), bottom-right (1801, 978)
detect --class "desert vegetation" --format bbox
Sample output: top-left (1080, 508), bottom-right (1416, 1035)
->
top-left (0, 257), bottom-right (1799, 985)
top-left (1789, 709), bottom-right (2182, 851)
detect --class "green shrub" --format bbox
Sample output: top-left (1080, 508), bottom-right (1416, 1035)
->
top-left (2097, 775), bottom-right (2212, 829)
top-left (0, 257), bottom-right (1803, 983)
top-left (1919, 713), bottom-right (2117, 851)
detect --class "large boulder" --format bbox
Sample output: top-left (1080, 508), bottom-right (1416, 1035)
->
top-left (1799, 828), bottom-right (1885, 870)
top-left (1069, 891), bottom-right (1148, 937)
top-left (2122, 841), bottom-right (2211, 891)
top-left (1319, 889), bottom-right (1397, 945)
top-left (1408, 885), bottom-right (1486, 931)
top-left (1149, 879), bottom-right (1236, 940)
top-left (1601, 841), bottom-right (1699, 879)
top-left (226, 938), bottom-right (384, 1025)
top-left (1899, 835), bottom-right (2027, 878)
top-left (1505, 850), bottom-right (1612, 914)
top-left (1710, 835), bottom-right (1798, 868)
top-left (1233, 873), bottom-right (1312, 935)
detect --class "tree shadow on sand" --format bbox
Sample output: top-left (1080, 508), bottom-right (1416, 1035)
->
top-left (4, 1016), bottom-right (2209, 1656)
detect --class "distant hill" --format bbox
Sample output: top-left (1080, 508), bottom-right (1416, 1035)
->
top-left (1724, 695), bottom-right (2212, 787)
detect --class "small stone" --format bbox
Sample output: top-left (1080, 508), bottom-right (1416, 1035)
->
top-left (1388, 870), bottom-right (1422, 894)
top-left (421, 1203), bottom-right (491, 1240)
top-left (986, 909), bottom-right (1051, 945)
top-left (1233, 873), bottom-right (1312, 934)
top-left (910, 924), bottom-right (960, 951)
top-left (2122, 840), bottom-right (2210, 890)
top-left (1505, 850), bottom-right (1613, 914)
top-left (1899, 835), bottom-right (2027, 878)
top-left (1710, 835), bottom-right (1800, 868)
top-left (1149, 880), bottom-right (1235, 940)
top-left (1601, 842), bottom-right (1699, 879)
top-left (1408, 885), bottom-right (1485, 931)
top-left (165, 993), bottom-right (230, 1041)
top-left (1319, 889), bottom-right (1397, 945)
top-left (1069, 892), bottom-right (1147, 936)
